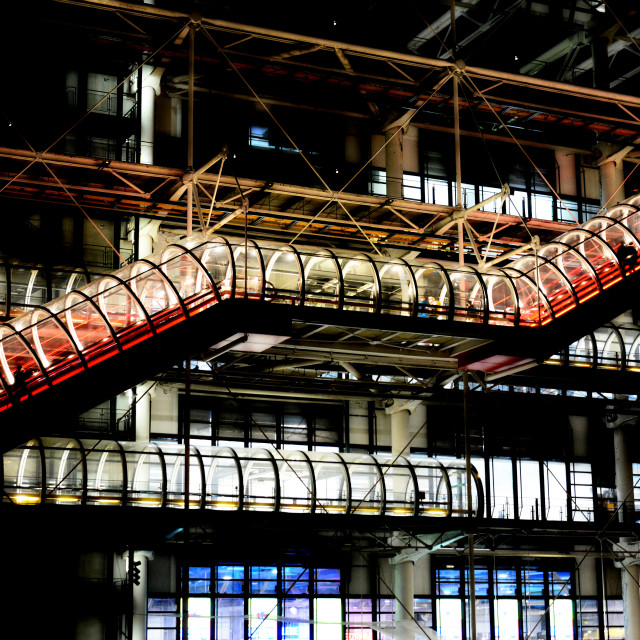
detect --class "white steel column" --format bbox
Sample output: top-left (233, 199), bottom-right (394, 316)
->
top-left (386, 399), bottom-right (422, 624)
top-left (607, 407), bottom-right (640, 639)
top-left (597, 143), bottom-right (627, 206)
top-left (131, 551), bottom-right (154, 640)
top-left (555, 150), bottom-right (577, 197)
top-left (137, 218), bottom-right (161, 259)
top-left (601, 160), bottom-right (625, 206)
top-left (384, 126), bottom-right (404, 199)
top-left (135, 381), bottom-right (155, 442)
top-left (140, 66), bottom-right (163, 165)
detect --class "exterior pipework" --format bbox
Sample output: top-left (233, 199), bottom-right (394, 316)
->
top-left (0, 197), bottom-right (639, 408)
top-left (2, 438), bottom-right (483, 518)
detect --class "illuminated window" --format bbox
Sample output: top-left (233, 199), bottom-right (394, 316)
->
top-left (436, 598), bottom-right (463, 640)
top-left (189, 567), bottom-right (211, 594)
top-left (549, 598), bottom-right (574, 639)
top-left (424, 177), bottom-right (450, 205)
top-left (494, 599), bottom-right (519, 639)
top-left (570, 463), bottom-right (594, 522)
top-left (147, 597), bottom-right (178, 640)
top-left (346, 598), bottom-right (373, 640)
top-left (178, 563), bottom-right (341, 639)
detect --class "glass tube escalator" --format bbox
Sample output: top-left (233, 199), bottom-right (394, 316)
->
top-left (0, 195), bottom-right (639, 410)
top-left (3, 439), bottom-right (484, 519)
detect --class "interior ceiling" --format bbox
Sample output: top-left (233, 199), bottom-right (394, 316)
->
top-left (2, 1), bottom-right (640, 394)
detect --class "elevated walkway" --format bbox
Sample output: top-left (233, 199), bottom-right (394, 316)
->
top-left (2, 438), bottom-right (482, 518)
top-left (0, 195), bottom-right (640, 448)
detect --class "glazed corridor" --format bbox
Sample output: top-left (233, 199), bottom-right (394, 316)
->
top-left (3, 438), bottom-right (483, 517)
top-left (0, 195), bottom-right (639, 411)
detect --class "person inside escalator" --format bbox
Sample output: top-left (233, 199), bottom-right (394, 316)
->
top-left (11, 364), bottom-right (28, 398)
top-left (616, 242), bottom-right (638, 275)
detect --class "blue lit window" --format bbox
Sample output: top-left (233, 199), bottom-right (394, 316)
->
top-left (436, 568), bottom-right (461, 596)
top-left (251, 565), bottom-right (279, 594)
top-left (283, 566), bottom-right (309, 595)
top-left (216, 564), bottom-right (245, 594)
top-left (316, 568), bottom-right (341, 595)
top-left (189, 566), bottom-right (211, 594)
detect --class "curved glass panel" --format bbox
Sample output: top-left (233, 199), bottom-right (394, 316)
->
top-left (621, 324), bottom-right (640, 372)
top-left (377, 260), bottom-right (415, 316)
top-left (165, 445), bottom-right (202, 508)
top-left (583, 217), bottom-right (640, 276)
top-left (568, 335), bottom-right (595, 367)
top-left (53, 267), bottom-right (89, 298)
top-left (96, 275), bottom-right (150, 348)
top-left (263, 246), bottom-right (303, 304)
top-left (129, 261), bottom-right (184, 332)
top-left (539, 243), bottom-right (599, 303)
top-left (511, 256), bottom-right (576, 319)
top-left (413, 459), bottom-right (450, 516)
top-left (86, 441), bottom-right (124, 506)
top-left (340, 255), bottom-right (377, 313)
top-left (230, 240), bottom-right (263, 299)
top-left (126, 443), bottom-right (164, 507)
top-left (605, 202), bottom-right (640, 235)
top-left (204, 448), bottom-right (241, 511)
top-left (378, 455), bottom-right (417, 516)
top-left (482, 270), bottom-right (518, 326)
top-left (347, 454), bottom-right (383, 515)
top-left (29, 309), bottom-right (83, 383)
top-left (594, 325), bottom-right (624, 370)
top-left (161, 246), bottom-right (214, 315)
top-left (241, 449), bottom-right (278, 512)
top-left (61, 292), bottom-right (118, 362)
top-left (0, 324), bottom-right (45, 397)
top-left (277, 451), bottom-right (314, 514)
top-left (415, 264), bottom-right (449, 319)
top-left (502, 268), bottom-right (552, 327)
top-left (448, 267), bottom-right (485, 323)
top-left (559, 229), bottom-right (621, 290)
top-left (43, 438), bottom-right (83, 504)
top-left (313, 453), bottom-right (349, 514)
top-left (302, 250), bottom-right (340, 308)
top-left (10, 266), bottom-right (47, 311)
top-left (445, 460), bottom-right (481, 516)
top-left (194, 238), bottom-right (232, 300)
top-left (4, 439), bottom-right (42, 505)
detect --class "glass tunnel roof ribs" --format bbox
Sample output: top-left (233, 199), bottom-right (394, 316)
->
top-left (3, 438), bottom-right (483, 519)
top-left (0, 195), bottom-right (640, 420)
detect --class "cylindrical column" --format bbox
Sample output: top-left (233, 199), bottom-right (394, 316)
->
top-left (138, 218), bottom-right (161, 259)
top-left (612, 425), bottom-right (634, 521)
top-left (386, 399), bottom-right (421, 629)
top-left (135, 381), bottom-right (155, 442)
top-left (131, 551), bottom-right (153, 640)
top-left (607, 408), bottom-right (640, 639)
top-left (621, 562), bottom-right (640, 640)
top-left (384, 126), bottom-right (403, 199)
top-left (391, 406), bottom-right (409, 457)
top-left (555, 150), bottom-right (577, 197)
top-left (140, 66), bottom-right (163, 165)
top-left (394, 560), bottom-right (414, 622)
top-left (601, 159), bottom-right (625, 206)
